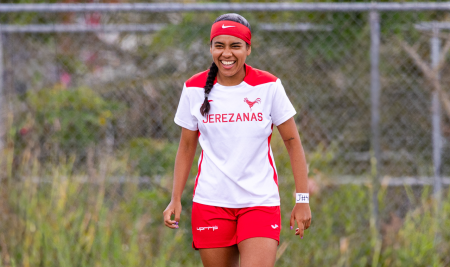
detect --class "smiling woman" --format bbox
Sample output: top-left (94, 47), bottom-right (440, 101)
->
top-left (210, 34), bottom-right (251, 84)
top-left (163, 13), bottom-right (312, 267)
top-left (200, 14), bottom-right (252, 116)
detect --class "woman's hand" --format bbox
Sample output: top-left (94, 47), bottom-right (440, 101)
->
top-left (163, 127), bottom-right (198, 230)
top-left (277, 118), bottom-right (311, 238)
top-left (290, 203), bottom-right (311, 238)
top-left (163, 200), bottom-right (182, 229)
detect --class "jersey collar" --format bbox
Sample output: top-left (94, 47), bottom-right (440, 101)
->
top-left (214, 63), bottom-right (252, 86)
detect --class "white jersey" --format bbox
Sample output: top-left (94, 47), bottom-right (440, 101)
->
top-left (174, 64), bottom-right (296, 208)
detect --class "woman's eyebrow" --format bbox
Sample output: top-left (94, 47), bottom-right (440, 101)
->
top-left (213, 41), bottom-right (243, 45)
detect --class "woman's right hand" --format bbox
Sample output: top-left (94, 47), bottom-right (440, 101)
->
top-left (163, 200), bottom-right (182, 229)
top-left (163, 128), bottom-right (197, 229)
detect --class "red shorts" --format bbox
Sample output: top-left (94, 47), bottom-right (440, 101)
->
top-left (191, 202), bottom-right (281, 249)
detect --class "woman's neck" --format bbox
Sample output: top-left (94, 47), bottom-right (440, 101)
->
top-left (216, 65), bottom-right (246, 86)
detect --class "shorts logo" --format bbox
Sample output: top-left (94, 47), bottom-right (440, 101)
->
top-left (244, 98), bottom-right (261, 111)
top-left (197, 226), bottom-right (218, 231)
top-left (271, 224), bottom-right (279, 229)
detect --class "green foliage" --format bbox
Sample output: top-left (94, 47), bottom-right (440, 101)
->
top-left (307, 142), bottom-right (338, 175)
top-left (1, 164), bottom-right (199, 267)
top-left (56, 55), bottom-right (86, 74)
top-left (2, 141), bottom-right (450, 266)
top-left (390, 205), bottom-right (437, 266)
top-left (271, 128), bottom-right (338, 178)
top-left (277, 185), bottom-right (372, 266)
top-left (127, 138), bottom-right (180, 177)
top-left (379, 186), bottom-right (449, 266)
top-left (22, 86), bottom-right (122, 154)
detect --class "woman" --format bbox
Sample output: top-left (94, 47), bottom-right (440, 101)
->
top-left (163, 13), bottom-right (311, 267)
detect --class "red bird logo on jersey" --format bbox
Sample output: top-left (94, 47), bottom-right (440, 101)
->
top-left (244, 98), bottom-right (261, 111)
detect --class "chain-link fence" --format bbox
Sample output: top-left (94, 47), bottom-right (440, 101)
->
top-left (1, 2), bottom-right (450, 267)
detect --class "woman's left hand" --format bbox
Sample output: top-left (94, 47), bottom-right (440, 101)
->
top-left (290, 203), bottom-right (311, 238)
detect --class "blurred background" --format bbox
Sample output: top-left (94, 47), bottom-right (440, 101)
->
top-left (0, 1), bottom-right (450, 266)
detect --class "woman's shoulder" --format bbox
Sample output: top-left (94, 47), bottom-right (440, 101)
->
top-left (185, 70), bottom-right (209, 88)
top-left (244, 65), bottom-right (278, 86)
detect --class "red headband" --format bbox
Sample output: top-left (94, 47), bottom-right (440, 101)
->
top-left (210, 20), bottom-right (251, 45)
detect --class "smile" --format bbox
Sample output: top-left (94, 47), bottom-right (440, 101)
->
top-left (221, 60), bottom-right (236, 66)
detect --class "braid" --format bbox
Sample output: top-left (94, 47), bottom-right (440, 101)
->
top-left (200, 62), bottom-right (218, 116)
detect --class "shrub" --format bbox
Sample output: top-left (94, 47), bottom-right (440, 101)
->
top-left (17, 86), bottom-right (123, 160)
top-left (127, 138), bottom-right (180, 177)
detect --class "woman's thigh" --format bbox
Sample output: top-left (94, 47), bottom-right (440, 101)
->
top-left (238, 237), bottom-right (278, 267)
top-left (199, 245), bottom-right (239, 267)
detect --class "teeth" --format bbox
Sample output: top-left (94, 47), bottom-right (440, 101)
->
top-left (221, 61), bottom-right (235, 66)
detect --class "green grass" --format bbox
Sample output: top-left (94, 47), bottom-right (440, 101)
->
top-left (1, 131), bottom-right (450, 266)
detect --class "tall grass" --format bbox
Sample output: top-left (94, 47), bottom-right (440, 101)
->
top-left (1, 128), bottom-right (450, 266)
top-left (0, 136), bottom-right (201, 266)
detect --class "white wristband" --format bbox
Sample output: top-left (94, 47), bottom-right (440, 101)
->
top-left (296, 193), bottom-right (309, 203)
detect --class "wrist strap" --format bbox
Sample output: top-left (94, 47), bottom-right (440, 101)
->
top-left (296, 193), bottom-right (309, 203)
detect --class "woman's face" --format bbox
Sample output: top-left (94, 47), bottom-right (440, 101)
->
top-left (210, 35), bottom-right (251, 78)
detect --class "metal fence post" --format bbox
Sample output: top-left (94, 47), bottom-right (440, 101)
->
top-left (370, 10), bottom-right (381, 266)
top-left (0, 31), bottom-right (4, 153)
top-left (430, 25), bottom-right (443, 250)
top-left (431, 25), bottom-right (442, 207)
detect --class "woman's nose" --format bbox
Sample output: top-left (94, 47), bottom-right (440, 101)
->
top-left (222, 47), bottom-right (232, 57)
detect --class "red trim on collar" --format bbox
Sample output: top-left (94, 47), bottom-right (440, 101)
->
top-left (185, 64), bottom-right (277, 88)
top-left (243, 64), bottom-right (277, 86)
top-left (185, 69), bottom-right (218, 88)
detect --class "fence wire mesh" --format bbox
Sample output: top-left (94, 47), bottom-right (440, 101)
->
top-left (1, 3), bottom-right (450, 267)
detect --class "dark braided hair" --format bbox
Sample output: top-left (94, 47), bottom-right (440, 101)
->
top-left (200, 13), bottom-right (251, 116)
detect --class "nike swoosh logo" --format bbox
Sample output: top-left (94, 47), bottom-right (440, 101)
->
top-left (222, 24), bottom-right (236, 29)
top-left (271, 224), bottom-right (279, 229)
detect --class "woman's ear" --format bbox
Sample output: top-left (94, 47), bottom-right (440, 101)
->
top-left (247, 45), bottom-right (251, 56)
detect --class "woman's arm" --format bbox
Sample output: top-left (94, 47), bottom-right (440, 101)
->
top-left (276, 117), bottom-right (312, 238)
top-left (163, 127), bottom-right (199, 229)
